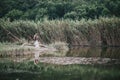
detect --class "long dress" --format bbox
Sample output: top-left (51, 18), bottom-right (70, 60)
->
top-left (34, 40), bottom-right (40, 64)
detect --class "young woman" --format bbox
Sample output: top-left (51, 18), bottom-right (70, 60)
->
top-left (33, 33), bottom-right (40, 64)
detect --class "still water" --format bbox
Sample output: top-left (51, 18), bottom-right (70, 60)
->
top-left (67, 47), bottom-right (120, 59)
top-left (0, 47), bottom-right (120, 80)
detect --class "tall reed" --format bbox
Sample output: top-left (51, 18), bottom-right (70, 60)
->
top-left (0, 17), bottom-right (120, 46)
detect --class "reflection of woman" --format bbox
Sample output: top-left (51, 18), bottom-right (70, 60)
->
top-left (33, 33), bottom-right (40, 64)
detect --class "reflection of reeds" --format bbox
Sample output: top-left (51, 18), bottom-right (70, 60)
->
top-left (67, 47), bottom-right (101, 57)
top-left (101, 47), bottom-right (120, 59)
top-left (67, 47), bottom-right (120, 59)
top-left (0, 17), bottom-right (120, 46)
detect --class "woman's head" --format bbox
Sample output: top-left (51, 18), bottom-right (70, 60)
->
top-left (33, 33), bottom-right (39, 40)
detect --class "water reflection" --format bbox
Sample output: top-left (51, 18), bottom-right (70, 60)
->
top-left (34, 51), bottom-right (39, 64)
top-left (66, 47), bottom-right (120, 59)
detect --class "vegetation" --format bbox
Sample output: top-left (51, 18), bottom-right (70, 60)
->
top-left (0, 43), bottom-right (34, 57)
top-left (0, 0), bottom-right (120, 21)
top-left (0, 42), bottom-right (69, 57)
top-left (0, 1), bottom-right (120, 80)
top-left (0, 0), bottom-right (120, 46)
top-left (0, 17), bottom-right (120, 46)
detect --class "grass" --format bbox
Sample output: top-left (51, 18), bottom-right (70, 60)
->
top-left (0, 17), bottom-right (120, 46)
top-left (0, 43), bottom-right (34, 57)
top-left (0, 41), bottom-right (69, 57)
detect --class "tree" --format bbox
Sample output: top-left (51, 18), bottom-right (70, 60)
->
top-left (1, 0), bottom-right (120, 20)
top-left (5, 9), bottom-right (23, 21)
top-left (64, 11), bottom-right (78, 20)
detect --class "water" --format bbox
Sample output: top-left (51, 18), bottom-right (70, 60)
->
top-left (0, 47), bottom-right (120, 80)
top-left (67, 47), bottom-right (120, 59)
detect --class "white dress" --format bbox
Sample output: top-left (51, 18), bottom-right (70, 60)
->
top-left (34, 40), bottom-right (40, 48)
top-left (34, 40), bottom-right (40, 60)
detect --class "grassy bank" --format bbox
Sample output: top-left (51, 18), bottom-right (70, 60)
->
top-left (0, 42), bottom-right (69, 57)
top-left (0, 17), bottom-right (120, 46)
top-left (0, 43), bottom-right (34, 57)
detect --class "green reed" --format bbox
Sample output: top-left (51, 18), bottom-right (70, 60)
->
top-left (0, 17), bottom-right (120, 46)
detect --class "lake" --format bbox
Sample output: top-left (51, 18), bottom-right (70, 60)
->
top-left (0, 47), bottom-right (120, 80)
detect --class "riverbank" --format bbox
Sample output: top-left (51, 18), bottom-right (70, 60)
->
top-left (0, 42), bottom-right (68, 57)
top-left (0, 43), bottom-right (120, 65)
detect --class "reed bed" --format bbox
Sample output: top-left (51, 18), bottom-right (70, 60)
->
top-left (0, 17), bottom-right (120, 46)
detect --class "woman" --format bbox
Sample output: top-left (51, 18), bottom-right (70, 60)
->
top-left (33, 33), bottom-right (40, 64)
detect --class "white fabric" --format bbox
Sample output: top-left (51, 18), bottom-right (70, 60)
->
top-left (34, 40), bottom-right (40, 60)
top-left (34, 40), bottom-right (40, 48)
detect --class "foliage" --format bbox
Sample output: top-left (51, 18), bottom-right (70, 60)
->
top-left (0, 0), bottom-right (120, 20)
top-left (5, 9), bottom-right (23, 21)
top-left (0, 17), bottom-right (120, 46)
